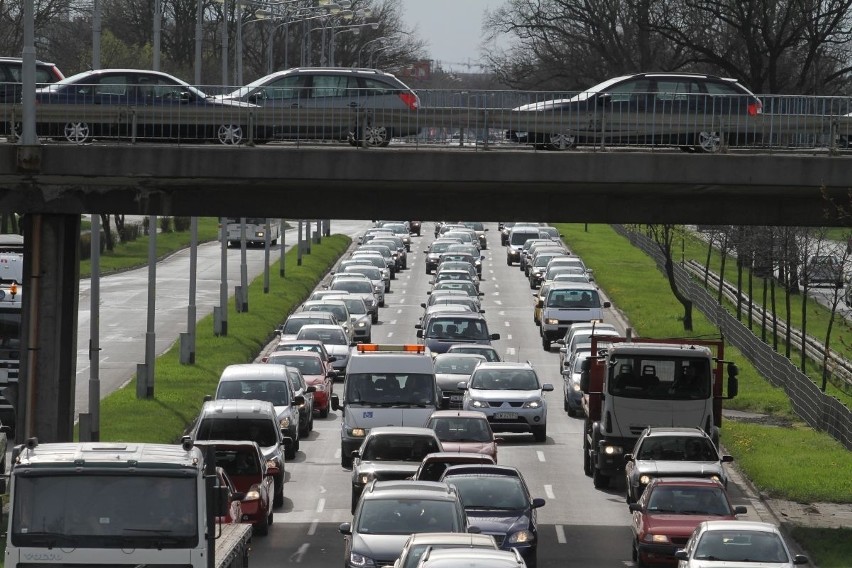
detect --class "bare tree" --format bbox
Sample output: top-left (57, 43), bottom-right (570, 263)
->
top-left (645, 224), bottom-right (693, 331)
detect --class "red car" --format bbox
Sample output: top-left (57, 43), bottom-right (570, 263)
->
top-left (629, 477), bottom-right (746, 567)
top-left (196, 441), bottom-right (277, 536)
top-left (266, 350), bottom-right (334, 418)
top-left (214, 466), bottom-right (244, 524)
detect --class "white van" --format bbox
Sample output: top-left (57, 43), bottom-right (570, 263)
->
top-left (540, 282), bottom-right (610, 351)
top-left (331, 344), bottom-right (439, 468)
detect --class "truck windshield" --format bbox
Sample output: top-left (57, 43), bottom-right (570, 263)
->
top-left (546, 289), bottom-right (601, 308)
top-left (11, 474), bottom-right (198, 548)
top-left (345, 373), bottom-right (436, 406)
top-left (609, 356), bottom-right (711, 400)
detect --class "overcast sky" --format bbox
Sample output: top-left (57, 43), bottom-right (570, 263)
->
top-left (397, 0), bottom-right (508, 70)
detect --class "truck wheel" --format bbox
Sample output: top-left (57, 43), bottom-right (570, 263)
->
top-left (541, 336), bottom-right (550, 351)
top-left (341, 454), bottom-right (353, 469)
top-left (319, 406), bottom-right (329, 419)
top-left (286, 441), bottom-right (297, 460)
top-left (371, 313), bottom-right (379, 324)
top-left (567, 405), bottom-right (577, 417)
top-left (255, 512), bottom-right (269, 536)
top-left (593, 468), bottom-right (610, 489)
top-left (532, 425), bottom-right (547, 442)
top-left (564, 398), bottom-right (570, 411)
top-left (583, 441), bottom-right (592, 477)
top-left (506, 258), bottom-right (512, 266)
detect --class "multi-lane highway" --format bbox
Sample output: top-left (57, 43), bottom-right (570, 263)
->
top-left (241, 223), bottom-right (770, 568)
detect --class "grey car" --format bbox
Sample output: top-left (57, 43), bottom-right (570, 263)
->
top-left (325, 293), bottom-right (373, 343)
top-left (624, 426), bottom-right (734, 504)
top-left (216, 67), bottom-right (421, 146)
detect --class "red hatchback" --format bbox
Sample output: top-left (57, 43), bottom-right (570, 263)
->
top-left (267, 351), bottom-right (334, 418)
top-left (196, 441), bottom-right (277, 536)
top-left (629, 477), bottom-right (746, 567)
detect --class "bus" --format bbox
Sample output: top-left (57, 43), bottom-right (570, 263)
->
top-left (225, 218), bottom-right (281, 247)
top-left (0, 234), bottom-right (23, 431)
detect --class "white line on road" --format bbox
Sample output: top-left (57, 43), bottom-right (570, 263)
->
top-left (494, 300), bottom-right (502, 305)
top-left (390, 320), bottom-right (397, 325)
top-left (555, 525), bottom-right (567, 544)
top-left (397, 309), bottom-right (403, 314)
top-left (537, 451), bottom-right (545, 462)
top-left (308, 519), bottom-right (319, 536)
top-left (507, 334), bottom-right (512, 340)
top-left (545, 485), bottom-right (555, 499)
top-left (506, 347), bottom-right (516, 356)
top-left (387, 332), bottom-right (393, 338)
top-left (316, 498), bottom-right (326, 513)
top-left (504, 321), bottom-right (511, 327)
top-left (498, 311), bottom-right (506, 316)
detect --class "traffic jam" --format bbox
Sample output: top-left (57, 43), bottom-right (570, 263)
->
top-left (213, 220), bottom-right (803, 568)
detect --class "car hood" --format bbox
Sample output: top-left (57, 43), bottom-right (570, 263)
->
top-left (350, 533), bottom-right (411, 563)
top-left (643, 513), bottom-right (736, 536)
top-left (634, 460), bottom-right (725, 478)
top-left (426, 338), bottom-right (491, 354)
top-left (436, 373), bottom-right (472, 390)
top-left (301, 373), bottom-right (326, 386)
top-left (439, 441), bottom-right (497, 459)
top-left (468, 388), bottom-right (541, 402)
top-left (273, 405), bottom-right (298, 421)
top-left (463, 509), bottom-right (531, 538)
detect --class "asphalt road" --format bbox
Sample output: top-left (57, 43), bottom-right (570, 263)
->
top-left (68, 220), bottom-right (771, 567)
top-left (244, 224), bottom-right (768, 568)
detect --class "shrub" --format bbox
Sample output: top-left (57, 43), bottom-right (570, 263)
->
top-left (159, 217), bottom-right (172, 233)
top-left (173, 217), bottom-right (191, 232)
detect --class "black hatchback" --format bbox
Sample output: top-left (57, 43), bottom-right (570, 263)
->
top-left (508, 72), bottom-right (763, 153)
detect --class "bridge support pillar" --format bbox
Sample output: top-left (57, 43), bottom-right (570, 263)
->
top-left (18, 213), bottom-right (80, 442)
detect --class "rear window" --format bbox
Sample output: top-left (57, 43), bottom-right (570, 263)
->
top-left (216, 379), bottom-right (292, 405)
top-left (214, 449), bottom-right (261, 476)
top-left (267, 355), bottom-right (324, 375)
top-left (511, 231), bottom-right (540, 246)
top-left (196, 417), bottom-right (278, 447)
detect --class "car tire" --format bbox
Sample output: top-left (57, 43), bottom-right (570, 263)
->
top-left (255, 512), bottom-right (270, 536)
top-left (541, 336), bottom-right (550, 351)
top-left (365, 335), bottom-right (372, 343)
top-left (308, 414), bottom-right (314, 432)
top-left (563, 397), bottom-right (570, 411)
top-left (274, 479), bottom-right (284, 508)
top-left (525, 550), bottom-right (538, 568)
top-left (379, 300), bottom-right (385, 307)
top-left (695, 130), bottom-right (722, 153)
top-left (567, 406), bottom-right (577, 417)
top-left (286, 442), bottom-right (297, 461)
top-left (545, 132), bottom-right (576, 151)
top-left (583, 443), bottom-right (592, 477)
top-left (371, 313), bottom-right (378, 324)
top-left (319, 406), bottom-right (329, 419)
top-left (532, 425), bottom-right (547, 443)
top-left (506, 258), bottom-right (512, 266)
top-left (593, 468), bottom-right (610, 489)
top-left (217, 123), bottom-right (244, 145)
top-left (342, 454), bottom-right (353, 469)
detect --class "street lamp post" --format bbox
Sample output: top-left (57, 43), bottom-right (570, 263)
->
top-left (357, 35), bottom-right (389, 67)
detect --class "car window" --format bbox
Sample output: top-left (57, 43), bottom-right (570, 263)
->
top-left (196, 417), bottom-right (278, 447)
top-left (268, 355), bottom-right (323, 375)
top-left (311, 74), bottom-right (358, 98)
top-left (215, 448), bottom-right (261, 476)
top-left (94, 74), bottom-right (131, 96)
top-left (605, 78), bottom-right (651, 102)
top-left (216, 379), bottom-right (292, 406)
top-left (360, 77), bottom-right (399, 95)
top-left (446, 476), bottom-right (527, 509)
top-left (704, 81), bottom-right (743, 96)
top-left (637, 436), bottom-right (717, 461)
top-left (298, 327), bottom-right (347, 345)
top-left (332, 280), bottom-right (372, 294)
top-left (362, 435), bottom-right (441, 462)
top-left (429, 417), bottom-right (491, 442)
top-left (654, 80), bottom-right (699, 101)
top-left (471, 369), bottom-right (537, 390)
top-left (357, 498), bottom-right (459, 534)
top-left (694, 530), bottom-right (789, 563)
top-left (262, 75), bottom-right (308, 99)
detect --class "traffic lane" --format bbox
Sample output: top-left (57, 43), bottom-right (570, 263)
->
top-left (73, 220), bottom-right (371, 417)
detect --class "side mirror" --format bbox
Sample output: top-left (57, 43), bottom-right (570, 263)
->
top-left (603, 301), bottom-right (611, 308)
top-left (793, 555), bottom-right (809, 565)
top-left (479, 309), bottom-right (485, 313)
top-left (541, 383), bottom-right (554, 392)
top-left (624, 453), bottom-right (633, 462)
top-left (555, 339), bottom-right (565, 345)
top-left (416, 330), bottom-right (424, 338)
top-left (293, 395), bottom-right (305, 406)
top-left (266, 461), bottom-right (280, 476)
top-left (722, 455), bottom-right (734, 463)
top-left (414, 324), bottom-right (422, 329)
top-left (628, 503), bottom-right (642, 513)
top-left (479, 292), bottom-right (485, 296)
top-left (327, 370), bottom-right (338, 378)
top-left (306, 385), bottom-right (316, 393)
top-left (328, 356), bottom-right (337, 362)
top-left (331, 394), bottom-right (341, 410)
top-left (338, 522), bottom-right (352, 535)
top-left (531, 497), bottom-right (546, 508)
top-left (734, 506), bottom-right (748, 515)
top-left (204, 394), bottom-right (213, 402)
top-left (490, 333), bottom-right (501, 340)
top-left (420, 303), bottom-right (426, 308)
top-left (281, 435), bottom-right (293, 448)
top-left (674, 550), bottom-right (688, 561)
top-left (456, 381), bottom-right (468, 391)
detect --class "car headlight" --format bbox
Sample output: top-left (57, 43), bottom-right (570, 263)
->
top-left (313, 383), bottom-right (327, 392)
top-left (469, 399), bottom-right (490, 409)
top-left (572, 383), bottom-right (581, 392)
top-left (603, 445), bottom-right (623, 455)
top-left (244, 488), bottom-right (262, 501)
top-left (643, 534), bottom-right (670, 544)
top-left (639, 475), bottom-right (652, 485)
top-left (279, 417), bottom-right (290, 429)
top-left (350, 428), bottom-right (367, 437)
top-left (710, 474), bottom-right (721, 483)
top-left (349, 552), bottom-right (377, 567)
top-left (374, 285), bottom-right (382, 293)
top-left (356, 321), bottom-right (367, 328)
top-left (523, 399), bottom-right (543, 409)
top-left (533, 271), bottom-right (542, 277)
top-left (357, 472), bottom-right (374, 485)
top-left (545, 318), bottom-right (559, 325)
top-left (507, 530), bottom-right (534, 544)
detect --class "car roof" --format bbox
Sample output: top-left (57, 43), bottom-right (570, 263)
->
top-left (641, 426), bottom-right (708, 438)
top-left (418, 451), bottom-right (495, 463)
top-left (441, 464), bottom-right (522, 478)
top-left (428, 312), bottom-right (487, 321)
top-left (549, 281), bottom-right (598, 291)
top-left (428, 409), bottom-right (489, 420)
top-left (219, 363), bottom-right (289, 381)
top-left (364, 480), bottom-right (458, 500)
top-left (647, 477), bottom-right (725, 488)
top-left (368, 426), bottom-right (438, 437)
top-left (698, 520), bottom-right (781, 533)
top-left (268, 350), bottom-right (323, 359)
top-left (419, 548), bottom-right (524, 566)
top-left (403, 531), bottom-right (497, 546)
top-left (200, 398), bottom-right (276, 415)
top-left (474, 361), bottom-right (533, 371)
top-left (433, 353), bottom-right (487, 362)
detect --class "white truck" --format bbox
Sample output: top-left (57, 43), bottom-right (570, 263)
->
top-left (331, 343), bottom-right (439, 468)
top-left (580, 335), bottom-right (739, 489)
top-left (4, 437), bottom-right (252, 568)
top-left (0, 235), bottom-right (23, 433)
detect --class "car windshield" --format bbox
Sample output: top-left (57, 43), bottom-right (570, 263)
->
top-left (274, 343), bottom-right (323, 356)
top-left (282, 317), bottom-right (326, 334)
top-left (445, 476), bottom-right (528, 509)
top-left (609, 357), bottom-right (712, 400)
top-left (427, 318), bottom-right (488, 339)
top-left (636, 436), bottom-right (718, 461)
top-left (297, 327), bottom-right (348, 345)
top-left (694, 530), bottom-right (789, 563)
top-left (195, 417), bottom-right (278, 447)
top-left (305, 304), bottom-right (347, 321)
top-left (545, 289), bottom-right (601, 308)
top-left (430, 242), bottom-right (456, 254)
top-left (448, 347), bottom-right (500, 362)
top-left (267, 355), bottom-right (323, 375)
top-left (646, 486), bottom-right (732, 516)
top-left (216, 380), bottom-right (292, 406)
top-left (470, 369), bottom-right (538, 390)
top-left (332, 280), bottom-right (373, 294)
top-left (345, 373), bottom-right (436, 405)
top-left (429, 417), bottom-right (492, 443)
top-left (434, 356), bottom-right (482, 374)
top-left (433, 282), bottom-right (477, 296)
top-left (338, 298), bottom-right (366, 315)
top-left (361, 435), bottom-right (441, 462)
top-left (356, 499), bottom-right (460, 534)
top-left (346, 267), bottom-right (382, 280)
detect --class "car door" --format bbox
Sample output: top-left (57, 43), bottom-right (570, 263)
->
top-left (82, 73), bottom-right (134, 139)
top-left (650, 78), bottom-right (701, 145)
top-left (598, 77), bottom-right (651, 144)
top-left (303, 73), bottom-right (360, 139)
top-left (134, 73), bottom-right (194, 141)
top-left (252, 74), bottom-right (310, 139)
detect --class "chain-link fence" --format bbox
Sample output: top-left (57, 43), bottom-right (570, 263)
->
top-left (614, 224), bottom-right (852, 451)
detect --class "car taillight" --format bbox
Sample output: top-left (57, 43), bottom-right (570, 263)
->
top-left (748, 101), bottom-right (762, 116)
top-left (399, 92), bottom-right (419, 110)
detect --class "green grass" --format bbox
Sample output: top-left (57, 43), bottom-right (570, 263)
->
top-left (92, 234), bottom-right (350, 443)
top-left (79, 218), bottom-right (221, 278)
top-left (558, 223), bottom-right (852, 565)
top-left (789, 527), bottom-right (852, 567)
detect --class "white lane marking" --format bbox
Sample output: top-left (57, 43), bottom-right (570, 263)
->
top-left (555, 525), bottom-right (567, 544)
top-left (545, 485), bottom-right (555, 499)
top-left (498, 311), bottom-right (506, 316)
top-left (316, 498), bottom-right (326, 513)
top-left (387, 332), bottom-right (393, 338)
top-left (507, 334), bottom-right (512, 340)
top-left (289, 543), bottom-right (311, 563)
top-left (335, 448), bottom-right (341, 459)
top-left (537, 451), bottom-right (546, 462)
top-left (308, 519), bottom-right (319, 536)
top-left (493, 292), bottom-right (500, 296)
top-left (390, 320), bottom-right (397, 325)
top-left (397, 309), bottom-right (403, 314)
top-left (494, 283), bottom-right (500, 288)
top-left (504, 321), bottom-right (511, 327)
top-left (506, 347), bottom-right (516, 356)
top-left (494, 300), bottom-right (502, 305)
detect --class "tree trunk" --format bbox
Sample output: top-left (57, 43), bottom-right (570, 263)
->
top-left (770, 277), bottom-right (778, 350)
top-left (664, 255), bottom-right (693, 331)
top-left (100, 214), bottom-right (114, 251)
top-left (801, 284), bottom-right (809, 372)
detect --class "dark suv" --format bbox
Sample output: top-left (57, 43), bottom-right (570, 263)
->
top-left (0, 57), bottom-right (64, 103)
top-left (508, 72), bottom-right (762, 152)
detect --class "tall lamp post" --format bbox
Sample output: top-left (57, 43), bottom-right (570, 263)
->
top-left (356, 35), bottom-right (389, 67)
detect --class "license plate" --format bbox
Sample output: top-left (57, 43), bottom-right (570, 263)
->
top-left (450, 395), bottom-right (463, 402)
top-left (494, 412), bottom-right (517, 420)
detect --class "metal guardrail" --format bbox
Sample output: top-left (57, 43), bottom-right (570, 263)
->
top-left (2, 88), bottom-right (852, 150)
top-left (683, 259), bottom-right (852, 390)
top-left (615, 224), bottom-right (852, 450)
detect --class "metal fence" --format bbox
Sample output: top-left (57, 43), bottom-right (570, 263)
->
top-left (614, 224), bottom-right (852, 451)
top-left (3, 87), bottom-right (852, 151)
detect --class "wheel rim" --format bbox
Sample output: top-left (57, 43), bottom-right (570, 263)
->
top-left (548, 133), bottom-right (575, 150)
top-left (364, 126), bottom-right (388, 146)
top-left (64, 122), bottom-right (90, 144)
top-left (218, 124), bottom-right (243, 145)
top-left (698, 130), bottom-right (721, 152)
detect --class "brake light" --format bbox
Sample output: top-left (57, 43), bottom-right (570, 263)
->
top-left (398, 92), bottom-right (419, 111)
top-left (9, 283), bottom-right (17, 298)
top-left (748, 100), bottom-right (762, 116)
top-left (357, 344), bottom-right (425, 353)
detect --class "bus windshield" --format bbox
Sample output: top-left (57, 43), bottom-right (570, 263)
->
top-left (609, 356), bottom-right (711, 400)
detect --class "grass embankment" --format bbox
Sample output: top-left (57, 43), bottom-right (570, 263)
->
top-left (79, 218), bottom-right (222, 278)
top-left (91, 234), bottom-right (350, 442)
top-left (556, 224), bottom-right (852, 565)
